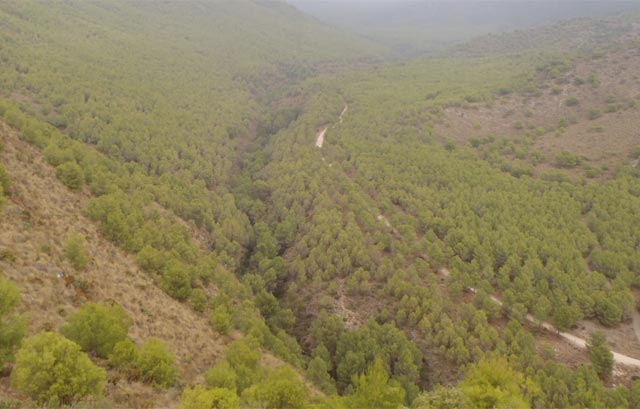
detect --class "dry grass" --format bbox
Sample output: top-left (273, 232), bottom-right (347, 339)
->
top-left (436, 43), bottom-right (640, 178)
top-left (0, 122), bottom-right (227, 407)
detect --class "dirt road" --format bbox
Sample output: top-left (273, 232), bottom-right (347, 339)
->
top-left (315, 127), bottom-right (327, 148)
top-left (315, 104), bottom-right (348, 148)
top-left (438, 268), bottom-right (640, 368)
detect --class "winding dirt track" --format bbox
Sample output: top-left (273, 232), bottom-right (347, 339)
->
top-left (315, 105), bottom-right (347, 148)
top-left (320, 102), bottom-right (640, 370)
top-left (437, 267), bottom-right (640, 368)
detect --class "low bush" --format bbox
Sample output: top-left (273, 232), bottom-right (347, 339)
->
top-left (56, 161), bottom-right (84, 190)
top-left (565, 97), bottom-right (579, 107)
top-left (11, 332), bottom-right (105, 406)
top-left (137, 338), bottom-right (178, 388)
top-left (64, 233), bottom-right (91, 270)
top-left (180, 386), bottom-right (239, 409)
top-left (0, 277), bottom-right (25, 367)
top-left (108, 338), bottom-right (139, 376)
top-left (211, 305), bottom-right (232, 335)
top-left (61, 302), bottom-right (131, 358)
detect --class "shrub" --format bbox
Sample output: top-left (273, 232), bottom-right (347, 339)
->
top-left (4, 107), bottom-right (26, 130)
top-left (61, 302), bottom-right (131, 358)
top-left (226, 339), bottom-right (262, 393)
top-left (555, 151), bottom-right (582, 168)
top-left (211, 305), bottom-right (232, 335)
top-left (565, 97), bottom-right (579, 107)
top-left (64, 233), bottom-right (91, 270)
top-left (206, 361), bottom-right (238, 391)
top-left (241, 367), bottom-right (307, 409)
top-left (11, 332), bottom-right (105, 406)
top-left (461, 357), bottom-right (532, 409)
top-left (413, 386), bottom-right (473, 409)
top-left (162, 258), bottom-right (192, 301)
top-left (137, 338), bottom-right (178, 388)
top-left (180, 386), bottom-right (239, 409)
top-left (191, 288), bottom-right (208, 313)
top-left (586, 168), bottom-right (601, 178)
top-left (55, 161), bottom-right (84, 190)
top-left (0, 277), bottom-right (25, 366)
top-left (346, 358), bottom-right (405, 409)
top-left (0, 164), bottom-right (11, 197)
top-left (306, 356), bottom-right (336, 395)
top-left (108, 338), bottom-right (139, 375)
top-left (587, 109), bottom-right (601, 120)
top-left (44, 143), bottom-right (74, 167)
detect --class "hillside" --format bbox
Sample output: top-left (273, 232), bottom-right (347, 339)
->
top-left (290, 0), bottom-right (640, 56)
top-left (0, 121), bottom-right (227, 406)
top-left (1, 2), bottom-right (640, 408)
top-left (437, 42), bottom-right (640, 180)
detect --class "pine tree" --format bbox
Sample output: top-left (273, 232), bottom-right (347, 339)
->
top-left (587, 331), bottom-right (613, 379)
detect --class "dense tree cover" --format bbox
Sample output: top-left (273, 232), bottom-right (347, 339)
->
top-left (11, 332), bottom-right (105, 406)
top-left (1, 1), bottom-right (640, 407)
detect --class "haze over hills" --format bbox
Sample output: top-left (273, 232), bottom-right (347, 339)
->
top-left (289, 0), bottom-right (640, 55)
top-left (1, 0), bottom-right (640, 408)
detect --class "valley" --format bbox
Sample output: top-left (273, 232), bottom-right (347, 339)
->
top-left (0, 1), bottom-right (640, 408)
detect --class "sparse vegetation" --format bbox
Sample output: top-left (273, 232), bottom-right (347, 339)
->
top-left (565, 97), bottom-right (580, 106)
top-left (588, 109), bottom-right (602, 120)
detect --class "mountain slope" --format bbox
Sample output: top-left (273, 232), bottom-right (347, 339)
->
top-left (0, 121), bottom-right (225, 406)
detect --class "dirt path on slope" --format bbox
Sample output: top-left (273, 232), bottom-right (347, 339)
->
top-left (315, 104), bottom-right (348, 148)
top-left (315, 127), bottom-right (328, 148)
top-left (435, 268), bottom-right (640, 368)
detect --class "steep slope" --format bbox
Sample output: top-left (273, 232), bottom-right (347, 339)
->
top-left (0, 121), bottom-right (226, 406)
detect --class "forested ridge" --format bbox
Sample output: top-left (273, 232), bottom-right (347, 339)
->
top-left (1, 1), bottom-right (640, 408)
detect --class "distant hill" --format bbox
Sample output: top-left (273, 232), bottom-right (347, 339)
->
top-left (289, 0), bottom-right (640, 56)
top-left (451, 12), bottom-right (640, 56)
